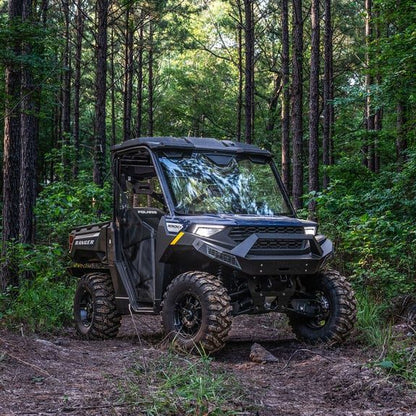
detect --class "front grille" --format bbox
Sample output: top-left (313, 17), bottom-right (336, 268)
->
top-left (229, 226), bottom-right (304, 243)
top-left (229, 225), bottom-right (305, 253)
top-left (253, 239), bottom-right (303, 250)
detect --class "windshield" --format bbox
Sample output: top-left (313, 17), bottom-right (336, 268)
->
top-left (159, 152), bottom-right (292, 216)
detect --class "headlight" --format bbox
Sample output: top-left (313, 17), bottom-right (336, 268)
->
top-left (304, 226), bottom-right (317, 235)
top-left (194, 225), bottom-right (224, 238)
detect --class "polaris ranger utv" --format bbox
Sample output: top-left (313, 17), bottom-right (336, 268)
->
top-left (69, 137), bottom-right (356, 353)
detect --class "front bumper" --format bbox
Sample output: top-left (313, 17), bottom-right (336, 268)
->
top-left (192, 234), bottom-right (333, 275)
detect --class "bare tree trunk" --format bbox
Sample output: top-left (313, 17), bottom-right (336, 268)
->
top-left (291, 0), bottom-right (304, 210)
top-left (1, 0), bottom-right (23, 291)
top-left (244, 0), bottom-right (255, 144)
top-left (110, 26), bottom-right (116, 146)
top-left (73, 0), bottom-right (84, 177)
top-left (93, 0), bottom-right (108, 187)
top-left (373, 4), bottom-right (382, 173)
top-left (147, 19), bottom-right (154, 137)
top-left (136, 10), bottom-right (145, 138)
top-left (61, 0), bottom-right (71, 179)
top-left (364, 0), bottom-right (375, 172)
top-left (123, 7), bottom-right (134, 142)
top-left (20, 0), bottom-right (37, 246)
top-left (236, 0), bottom-right (243, 142)
top-left (281, 0), bottom-right (290, 192)
top-left (266, 75), bottom-right (282, 133)
top-left (322, 0), bottom-right (333, 189)
top-left (308, 0), bottom-right (320, 219)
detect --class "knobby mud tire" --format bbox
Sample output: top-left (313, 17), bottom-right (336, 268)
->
top-left (161, 271), bottom-right (232, 354)
top-left (288, 270), bottom-right (357, 345)
top-left (73, 272), bottom-right (121, 340)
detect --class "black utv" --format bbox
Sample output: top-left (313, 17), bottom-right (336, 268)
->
top-left (69, 137), bottom-right (356, 353)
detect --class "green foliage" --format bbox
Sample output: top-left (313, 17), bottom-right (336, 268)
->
top-left (315, 154), bottom-right (416, 299)
top-left (0, 243), bottom-right (75, 333)
top-left (374, 0), bottom-right (416, 103)
top-left (35, 170), bottom-right (112, 245)
top-left (356, 293), bottom-right (391, 347)
top-left (354, 293), bottom-right (416, 384)
top-left (315, 151), bottom-right (416, 384)
top-left (121, 351), bottom-right (247, 415)
top-left (380, 340), bottom-right (416, 384)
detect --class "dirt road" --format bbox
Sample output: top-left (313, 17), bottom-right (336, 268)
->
top-left (1, 314), bottom-right (415, 415)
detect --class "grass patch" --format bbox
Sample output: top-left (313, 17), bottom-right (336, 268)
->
top-left (356, 293), bottom-right (392, 348)
top-left (120, 350), bottom-right (248, 415)
top-left (356, 293), bottom-right (416, 384)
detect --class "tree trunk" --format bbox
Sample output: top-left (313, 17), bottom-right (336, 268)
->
top-left (364, 0), bottom-right (375, 172)
top-left (147, 19), bottom-right (154, 137)
top-left (291, 0), bottom-right (304, 210)
top-left (374, 75), bottom-right (382, 173)
top-left (136, 10), bottom-right (145, 138)
top-left (1, 0), bottom-right (23, 291)
top-left (110, 26), bottom-right (116, 146)
top-left (322, 0), bottom-right (333, 189)
top-left (236, 0), bottom-right (243, 142)
top-left (61, 0), bottom-right (71, 179)
top-left (373, 4), bottom-right (382, 173)
top-left (123, 7), bottom-right (134, 142)
top-left (266, 75), bottom-right (282, 133)
top-left (244, 0), bottom-right (255, 144)
top-left (73, 0), bottom-right (84, 177)
top-left (20, 0), bottom-right (37, 246)
top-left (308, 0), bottom-right (320, 219)
top-left (281, 0), bottom-right (290, 192)
top-left (93, 0), bottom-right (108, 187)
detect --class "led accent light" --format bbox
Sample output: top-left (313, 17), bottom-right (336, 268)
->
top-left (304, 226), bottom-right (317, 236)
top-left (166, 222), bottom-right (183, 233)
top-left (194, 225), bottom-right (225, 238)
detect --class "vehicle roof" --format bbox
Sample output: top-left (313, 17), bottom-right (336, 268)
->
top-left (111, 137), bottom-right (271, 157)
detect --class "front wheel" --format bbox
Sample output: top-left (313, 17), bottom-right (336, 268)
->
top-left (73, 272), bottom-right (121, 340)
top-left (161, 271), bottom-right (232, 354)
top-left (288, 270), bottom-right (357, 344)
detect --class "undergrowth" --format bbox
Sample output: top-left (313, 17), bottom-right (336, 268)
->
top-left (356, 292), bottom-right (416, 384)
top-left (311, 155), bottom-right (416, 384)
top-left (119, 350), bottom-right (248, 415)
top-left (0, 242), bottom-right (75, 333)
top-left (1, 169), bottom-right (109, 333)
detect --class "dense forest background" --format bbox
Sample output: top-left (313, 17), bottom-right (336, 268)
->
top-left (0, 0), bottom-right (415, 375)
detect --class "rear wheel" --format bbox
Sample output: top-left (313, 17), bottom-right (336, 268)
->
top-left (161, 271), bottom-right (232, 354)
top-left (74, 272), bottom-right (121, 340)
top-left (288, 270), bottom-right (356, 344)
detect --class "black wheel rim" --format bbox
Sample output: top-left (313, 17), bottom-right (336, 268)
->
top-left (307, 291), bottom-right (331, 329)
top-left (78, 288), bottom-right (94, 329)
top-left (173, 292), bottom-right (202, 338)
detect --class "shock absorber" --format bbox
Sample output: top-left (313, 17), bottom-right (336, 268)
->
top-left (217, 264), bottom-right (224, 280)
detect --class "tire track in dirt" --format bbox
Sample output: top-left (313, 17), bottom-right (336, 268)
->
top-left (1, 314), bottom-right (415, 415)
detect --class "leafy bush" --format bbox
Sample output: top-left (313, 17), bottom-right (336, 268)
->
top-left (1, 164), bottom-right (112, 332)
top-left (35, 171), bottom-right (112, 246)
top-left (0, 243), bottom-right (75, 332)
top-left (315, 154), bottom-right (416, 299)
top-left (312, 155), bottom-right (416, 384)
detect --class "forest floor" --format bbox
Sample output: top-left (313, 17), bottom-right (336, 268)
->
top-left (1, 313), bottom-right (416, 416)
